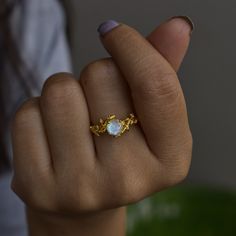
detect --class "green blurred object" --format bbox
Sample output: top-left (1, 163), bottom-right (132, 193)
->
top-left (127, 185), bottom-right (236, 236)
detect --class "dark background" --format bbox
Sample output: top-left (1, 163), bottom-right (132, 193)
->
top-left (66, 0), bottom-right (236, 189)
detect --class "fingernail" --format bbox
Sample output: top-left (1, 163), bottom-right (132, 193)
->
top-left (170, 15), bottom-right (195, 34)
top-left (97, 20), bottom-right (120, 37)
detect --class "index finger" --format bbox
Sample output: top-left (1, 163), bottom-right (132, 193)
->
top-left (98, 21), bottom-right (192, 160)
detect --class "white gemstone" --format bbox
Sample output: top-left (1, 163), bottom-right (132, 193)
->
top-left (106, 119), bottom-right (123, 136)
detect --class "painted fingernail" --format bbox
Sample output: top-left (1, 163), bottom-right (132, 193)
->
top-left (97, 20), bottom-right (120, 37)
top-left (170, 15), bottom-right (195, 34)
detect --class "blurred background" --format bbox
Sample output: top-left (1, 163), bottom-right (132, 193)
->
top-left (64, 0), bottom-right (236, 234)
top-left (1, 0), bottom-right (236, 235)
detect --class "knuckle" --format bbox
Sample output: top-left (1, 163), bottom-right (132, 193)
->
top-left (42, 73), bottom-right (79, 104)
top-left (105, 150), bottom-right (160, 207)
top-left (155, 72), bottom-right (180, 100)
top-left (56, 184), bottom-right (100, 213)
top-left (43, 72), bottom-right (75, 89)
top-left (12, 98), bottom-right (39, 128)
top-left (135, 71), bottom-right (180, 104)
top-left (80, 58), bottom-right (113, 88)
top-left (172, 163), bottom-right (190, 184)
top-left (164, 158), bottom-right (191, 187)
top-left (12, 176), bottom-right (56, 212)
top-left (109, 168), bottom-right (148, 206)
top-left (121, 179), bottom-right (146, 205)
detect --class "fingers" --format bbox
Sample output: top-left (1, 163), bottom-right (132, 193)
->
top-left (79, 18), bottom-right (194, 204)
top-left (79, 57), bottom-right (158, 168)
top-left (147, 16), bottom-right (193, 71)
top-left (79, 16), bottom-right (194, 204)
top-left (11, 98), bottom-right (54, 206)
top-left (11, 98), bottom-right (52, 176)
top-left (80, 59), bottom-right (133, 125)
top-left (98, 21), bottom-right (192, 163)
top-left (79, 58), bottom-right (148, 161)
top-left (39, 73), bottom-right (96, 172)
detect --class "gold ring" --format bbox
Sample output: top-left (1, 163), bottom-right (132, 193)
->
top-left (90, 113), bottom-right (138, 138)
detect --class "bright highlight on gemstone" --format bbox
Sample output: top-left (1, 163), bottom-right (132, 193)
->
top-left (106, 119), bottom-right (123, 136)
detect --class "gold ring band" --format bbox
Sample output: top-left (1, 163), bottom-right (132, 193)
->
top-left (90, 113), bottom-right (138, 138)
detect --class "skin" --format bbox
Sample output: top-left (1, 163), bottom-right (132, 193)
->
top-left (11, 17), bottom-right (193, 235)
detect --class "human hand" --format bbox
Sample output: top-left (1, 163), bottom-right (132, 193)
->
top-left (11, 16), bottom-right (193, 235)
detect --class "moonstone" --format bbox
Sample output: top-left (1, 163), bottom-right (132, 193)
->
top-left (106, 119), bottom-right (123, 136)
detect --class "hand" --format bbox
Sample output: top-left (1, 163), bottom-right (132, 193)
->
top-left (11, 17), bottom-right (193, 234)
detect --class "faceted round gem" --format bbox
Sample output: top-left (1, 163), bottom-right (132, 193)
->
top-left (106, 119), bottom-right (123, 136)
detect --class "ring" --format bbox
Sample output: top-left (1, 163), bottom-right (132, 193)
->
top-left (90, 113), bottom-right (138, 138)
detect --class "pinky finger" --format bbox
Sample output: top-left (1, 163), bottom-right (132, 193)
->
top-left (11, 98), bottom-right (54, 204)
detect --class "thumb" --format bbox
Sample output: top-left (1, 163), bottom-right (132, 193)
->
top-left (147, 16), bottom-right (194, 72)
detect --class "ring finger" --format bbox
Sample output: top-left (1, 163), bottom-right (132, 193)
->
top-left (79, 58), bottom-right (162, 205)
top-left (79, 58), bottom-right (151, 160)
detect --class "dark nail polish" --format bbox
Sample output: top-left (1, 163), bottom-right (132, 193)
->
top-left (170, 15), bottom-right (195, 34)
top-left (97, 20), bottom-right (120, 37)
